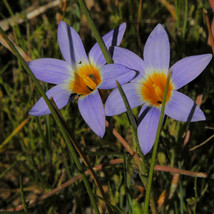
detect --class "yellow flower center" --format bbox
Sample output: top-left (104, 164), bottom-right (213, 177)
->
top-left (69, 63), bottom-right (101, 96)
top-left (140, 72), bottom-right (174, 107)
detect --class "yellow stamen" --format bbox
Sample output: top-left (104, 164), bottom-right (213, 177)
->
top-left (82, 75), bottom-right (97, 90)
top-left (140, 72), bottom-right (174, 107)
top-left (69, 63), bottom-right (101, 96)
top-left (152, 83), bottom-right (162, 100)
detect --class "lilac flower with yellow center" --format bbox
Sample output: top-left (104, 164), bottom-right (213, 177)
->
top-left (29, 21), bottom-right (135, 137)
top-left (105, 24), bottom-right (212, 154)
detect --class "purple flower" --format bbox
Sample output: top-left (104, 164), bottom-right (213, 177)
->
top-left (29, 21), bottom-right (135, 138)
top-left (105, 24), bottom-right (212, 154)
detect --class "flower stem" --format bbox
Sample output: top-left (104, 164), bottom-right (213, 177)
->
top-left (77, 0), bottom-right (114, 64)
top-left (0, 26), bottom-right (100, 214)
top-left (143, 70), bottom-right (171, 214)
top-left (19, 175), bottom-right (28, 214)
top-left (50, 98), bottom-right (114, 214)
top-left (116, 81), bottom-right (147, 176)
top-left (116, 81), bottom-right (158, 214)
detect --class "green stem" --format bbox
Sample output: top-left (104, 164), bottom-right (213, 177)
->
top-left (144, 70), bottom-right (171, 214)
top-left (175, 0), bottom-right (180, 28)
top-left (116, 81), bottom-right (147, 176)
top-left (19, 175), bottom-right (28, 214)
top-left (50, 98), bottom-right (114, 214)
top-left (3, 0), bottom-right (22, 43)
top-left (0, 26), bottom-right (100, 214)
top-left (182, 0), bottom-right (188, 38)
top-left (45, 83), bottom-right (52, 160)
top-left (77, 0), bottom-right (114, 64)
top-left (116, 81), bottom-right (157, 214)
top-left (178, 161), bottom-right (184, 214)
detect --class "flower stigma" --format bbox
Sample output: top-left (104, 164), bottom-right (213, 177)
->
top-left (69, 62), bottom-right (101, 96)
top-left (140, 71), bottom-right (174, 107)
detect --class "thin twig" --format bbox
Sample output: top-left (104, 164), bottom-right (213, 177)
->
top-left (189, 134), bottom-right (214, 151)
top-left (154, 165), bottom-right (214, 179)
top-left (6, 157), bottom-right (214, 212)
top-left (0, 116), bottom-right (31, 152)
top-left (0, 34), bottom-right (31, 61)
top-left (204, 9), bottom-right (214, 54)
top-left (183, 94), bottom-right (203, 146)
top-left (136, 0), bottom-right (143, 53)
top-left (158, 0), bottom-right (177, 20)
top-left (7, 159), bottom-right (124, 211)
top-left (105, 120), bottom-right (141, 169)
top-left (0, 0), bottom-right (64, 31)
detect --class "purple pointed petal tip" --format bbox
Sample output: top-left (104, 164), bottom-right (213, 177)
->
top-left (29, 85), bottom-right (70, 116)
top-left (137, 106), bottom-right (161, 155)
top-left (171, 54), bottom-right (212, 90)
top-left (144, 23), bottom-right (170, 71)
top-left (165, 91), bottom-right (205, 122)
top-left (58, 21), bottom-right (88, 67)
top-left (78, 90), bottom-right (105, 138)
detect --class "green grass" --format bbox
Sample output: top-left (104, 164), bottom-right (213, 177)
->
top-left (0, 0), bottom-right (214, 213)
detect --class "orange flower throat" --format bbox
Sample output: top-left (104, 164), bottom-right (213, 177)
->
top-left (140, 72), bottom-right (174, 107)
top-left (69, 63), bottom-right (101, 96)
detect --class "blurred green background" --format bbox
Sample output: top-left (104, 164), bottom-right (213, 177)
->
top-left (0, 0), bottom-right (214, 213)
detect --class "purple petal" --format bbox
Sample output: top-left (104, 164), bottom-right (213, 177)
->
top-left (98, 64), bottom-right (136, 89)
top-left (165, 90), bottom-right (205, 122)
top-left (29, 85), bottom-right (70, 116)
top-left (105, 83), bottom-right (143, 116)
top-left (58, 21), bottom-right (88, 67)
top-left (78, 90), bottom-right (105, 137)
top-left (28, 58), bottom-right (70, 84)
top-left (110, 46), bottom-right (145, 75)
top-left (171, 54), bottom-right (212, 90)
top-left (144, 24), bottom-right (170, 71)
top-left (137, 106), bottom-right (161, 155)
top-left (89, 23), bottom-right (126, 66)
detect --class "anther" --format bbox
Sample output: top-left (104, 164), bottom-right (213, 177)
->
top-left (87, 86), bottom-right (93, 91)
top-left (89, 74), bottom-right (95, 80)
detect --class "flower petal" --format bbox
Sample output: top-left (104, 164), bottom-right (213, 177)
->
top-left (171, 54), bottom-right (212, 90)
top-left (89, 23), bottom-right (126, 66)
top-left (58, 21), bottom-right (88, 67)
top-left (165, 90), bottom-right (205, 122)
top-left (110, 46), bottom-right (145, 72)
top-left (144, 24), bottom-right (170, 71)
top-left (29, 85), bottom-right (70, 116)
top-left (28, 58), bottom-right (70, 84)
top-left (98, 64), bottom-right (136, 89)
top-left (105, 83), bottom-right (143, 116)
top-left (78, 90), bottom-right (105, 137)
top-left (137, 106), bottom-right (161, 155)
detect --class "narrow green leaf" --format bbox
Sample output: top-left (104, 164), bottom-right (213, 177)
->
top-left (19, 175), bottom-right (28, 214)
